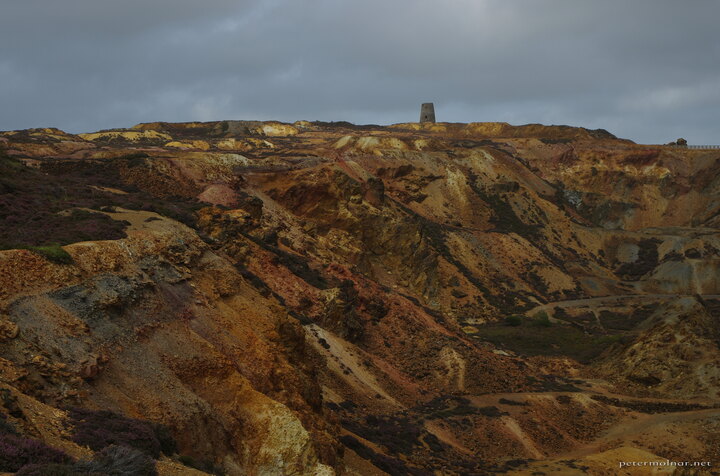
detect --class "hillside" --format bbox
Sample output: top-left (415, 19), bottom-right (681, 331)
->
top-left (0, 120), bottom-right (719, 475)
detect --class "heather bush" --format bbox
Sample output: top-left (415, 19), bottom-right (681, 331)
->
top-left (341, 414), bottom-right (424, 455)
top-left (178, 455), bottom-right (226, 475)
top-left (0, 414), bottom-right (17, 435)
top-left (76, 445), bottom-right (157, 476)
top-left (67, 408), bottom-right (162, 458)
top-left (15, 463), bottom-right (87, 476)
top-left (339, 435), bottom-right (431, 476)
top-left (150, 422), bottom-right (177, 456)
top-left (0, 433), bottom-right (72, 471)
top-left (0, 150), bottom-right (204, 250)
top-left (0, 154), bottom-right (129, 249)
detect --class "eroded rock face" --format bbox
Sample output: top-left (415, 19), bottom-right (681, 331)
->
top-left (1, 121), bottom-right (720, 474)
top-left (597, 297), bottom-right (720, 399)
top-left (0, 211), bottom-right (336, 475)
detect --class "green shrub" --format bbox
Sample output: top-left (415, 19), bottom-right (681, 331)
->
top-left (532, 311), bottom-right (552, 327)
top-left (504, 315), bottom-right (523, 327)
top-left (26, 245), bottom-right (74, 265)
top-left (474, 315), bottom-right (629, 364)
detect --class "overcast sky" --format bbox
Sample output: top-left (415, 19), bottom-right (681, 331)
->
top-left (1, 1), bottom-right (718, 143)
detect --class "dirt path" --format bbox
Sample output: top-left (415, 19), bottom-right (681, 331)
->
top-left (529, 293), bottom-right (720, 315)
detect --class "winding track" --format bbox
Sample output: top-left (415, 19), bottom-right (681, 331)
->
top-left (528, 293), bottom-right (720, 316)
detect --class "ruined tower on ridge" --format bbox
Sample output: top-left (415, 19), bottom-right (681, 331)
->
top-left (420, 103), bottom-right (436, 123)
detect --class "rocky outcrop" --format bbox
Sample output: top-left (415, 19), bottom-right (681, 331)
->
top-left (597, 297), bottom-right (720, 399)
top-left (0, 209), bottom-right (337, 475)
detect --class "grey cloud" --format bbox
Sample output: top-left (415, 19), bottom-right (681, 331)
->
top-left (0, 0), bottom-right (718, 143)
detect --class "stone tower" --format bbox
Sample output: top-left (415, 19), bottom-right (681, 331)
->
top-left (420, 103), bottom-right (436, 123)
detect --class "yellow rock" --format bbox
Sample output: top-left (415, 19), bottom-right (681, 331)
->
top-left (257, 122), bottom-right (299, 137)
top-left (335, 135), bottom-right (408, 151)
top-left (165, 140), bottom-right (210, 150)
top-left (293, 120), bottom-right (313, 129)
top-left (217, 138), bottom-right (275, 150)
top-left (216, 138), bottom-right (240, 150)
top-left (79, 130), bottom-right (172, 142)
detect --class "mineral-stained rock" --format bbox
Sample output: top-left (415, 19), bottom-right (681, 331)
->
top-left (0, 320), bottom-right (19, 340)
top-left (1, 120), bottom-right (720, 474)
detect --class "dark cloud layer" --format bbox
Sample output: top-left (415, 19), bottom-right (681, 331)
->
top-left (1, 1), bottom-right (718, 143)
